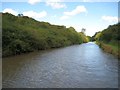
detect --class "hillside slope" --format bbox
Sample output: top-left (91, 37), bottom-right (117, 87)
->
top-left (2, 13), bottom-right (88, 57)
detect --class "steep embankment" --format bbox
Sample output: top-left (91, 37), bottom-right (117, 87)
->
top-left (2, 13), bottom-right (88, 57)
top-left (92, 23), bottom-right (120, 58)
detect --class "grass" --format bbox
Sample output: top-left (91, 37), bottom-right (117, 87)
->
top-left (96, 41), bottom-right (120, 59)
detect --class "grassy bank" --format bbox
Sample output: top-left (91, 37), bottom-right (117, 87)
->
top-left (96, 41), bottom-right (119, 59)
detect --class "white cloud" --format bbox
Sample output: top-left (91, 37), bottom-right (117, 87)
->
top-left (23, 11), bottom-right (47, 19)
top-left (28, 0), bottom-right (41, 5)
top-left (46, 0), bottom-right (66, 9)
top-left (60, 5), bottom-right (87, 20)
top-left (60, 16), bottom-right (69, 20)
top-left (46, 2), bottom-right (66, 9)
top-left (64, 6), bottom-right (87, 16)
top-left (28, 0), bottom-right (66, 8)
top-left (3, 8), bottom-right (47, 20)
top-left (102, 16), bottom-right (118, 23)
top-left (3, 8), bottom-right (18, 16)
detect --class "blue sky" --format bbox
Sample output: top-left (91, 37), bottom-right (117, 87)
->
top-left (1, 0), bottom-right (118, 36)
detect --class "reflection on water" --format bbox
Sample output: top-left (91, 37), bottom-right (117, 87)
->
top-left (3, 42), bottom-right (118, 88)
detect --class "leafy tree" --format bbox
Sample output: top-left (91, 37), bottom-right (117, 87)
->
top-left (18, 14), bottom-right (23, 17)
top-left (81, 28), bottom-right (86, 34)
top-left (92, 23), bottom-right (120, 44)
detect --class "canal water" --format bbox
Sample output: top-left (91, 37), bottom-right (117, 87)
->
top-left (2, 42), bottom-right (118, 88)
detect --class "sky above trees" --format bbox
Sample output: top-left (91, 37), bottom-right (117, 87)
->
top-left (1, 0), bottom-right (119, 36)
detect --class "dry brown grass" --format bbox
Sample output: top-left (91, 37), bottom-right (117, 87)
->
top-left (97, 42), bottom-right (120, 59)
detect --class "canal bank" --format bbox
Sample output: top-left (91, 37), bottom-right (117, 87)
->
top-left (96, 41), bottom-right (120, 59)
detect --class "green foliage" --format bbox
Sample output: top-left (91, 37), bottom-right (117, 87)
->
top-left (94, 32), bottom-right (101, 41)
top-left (87, 36), bottom-right (91, 41)
top-left (79, 32), bottom-right (89, 43)
top-left (93, 23), bottom-right (120, 58)
top-left (99, 23), bottom-right (120, 43)
top-left (2, 13), bottom-right (87, 57)
top-left (91, 32), bottom-right (101, 41)
top-left (92, 23), bottom-right (120, 43)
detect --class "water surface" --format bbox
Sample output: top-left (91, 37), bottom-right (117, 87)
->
top-left (3, 42), bottom-right (118, 88)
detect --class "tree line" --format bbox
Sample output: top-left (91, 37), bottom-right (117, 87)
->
top-left (92, 23), bottom-right (119, 43)
top-left (92, 23), bottom-right (120, 58)
top-left (2, 13), bottom-right (89, 57)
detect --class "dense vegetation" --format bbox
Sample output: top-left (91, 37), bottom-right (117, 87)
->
top-left (2, 13), bottom-right (88, 57)
top-left (79, 32), bottom-right (89, 43)
top-left (92, 23), bottom-right (120, 58)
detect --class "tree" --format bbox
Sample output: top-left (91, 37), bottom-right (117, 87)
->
top-left (18, 14), bottom-right (23, 17)
top-left (81, 28), bottom-right (86, 34)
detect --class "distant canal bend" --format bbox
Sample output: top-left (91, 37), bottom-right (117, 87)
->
top-left (3, 42), bottom-right (118, 88)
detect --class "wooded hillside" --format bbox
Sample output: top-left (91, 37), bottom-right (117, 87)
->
top-left (2, 13), bottom-right (88, 57)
